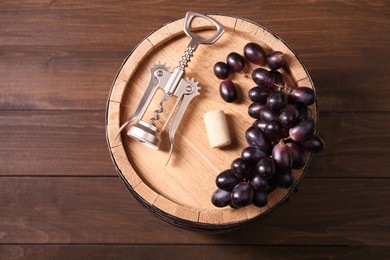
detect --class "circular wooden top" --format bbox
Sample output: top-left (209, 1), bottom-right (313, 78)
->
top-left (106, 14), bottom-right (317, 230)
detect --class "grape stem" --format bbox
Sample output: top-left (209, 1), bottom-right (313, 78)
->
top-left (274, 83), bottom-right (287, 92)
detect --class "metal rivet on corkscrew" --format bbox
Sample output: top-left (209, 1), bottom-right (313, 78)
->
top-left (117, 12), bottom-right (224, 164)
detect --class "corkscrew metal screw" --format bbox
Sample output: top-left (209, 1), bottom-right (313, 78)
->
top-left (118, 12), bottom-right (224, 164)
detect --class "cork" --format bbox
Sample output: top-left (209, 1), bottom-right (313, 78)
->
top-left (203, 109), bottom-right (231, 148)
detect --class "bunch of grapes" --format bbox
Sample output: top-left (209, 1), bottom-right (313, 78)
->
top-left (211, 42), bottom-right (324, 209)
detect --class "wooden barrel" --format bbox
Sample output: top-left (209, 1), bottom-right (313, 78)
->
top-left (106, 14), bottom-right (318, 231)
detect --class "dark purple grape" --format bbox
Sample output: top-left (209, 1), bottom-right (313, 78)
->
top-left (211, 189), bottom-right (231, 207)
top-left (302, 135), bottom-right (325, 153)
top-left (243, 42), bottom-right (266, 65)
top-left (266, 51), bottom-right (285, 70)
top-left (245, 126), bottom-right (269, 152)
top-left (267, 91), bottom-right (287, 111)
top-left (219, 80), bottom-right (237, 103)
top-left (270, 70), bottom-right (285, 86)
top-left (227, 52), bottom-right (245, 72)
top-left (287, 93), bottom-right (294, 104)
top-left (279, 104), bottom-right (299, 127)
top-left (289, 119), bottom-right (315, 142)
top-left (216, 169), bottom-right (240, 191)
top-left (253, 119), bottom-right (267, 131)
top-left (251, 174), bottom-right (268, 191)
top-left (231, 182), bottom-right (254, 208)
top-left (297, 106), bottom-right (312, 120)
top-left (231, 158), bottom-right (252, 179)
top-left (260, 107), bottom-right (279, 123)
top-left (248, 103), bottom-right (266, 119)
top-left (213, 61), bottom-right (230, 79)
top-left (252, 191), bottom-right (268, 207)
top-left (241, 146), bottom-right (266, 163)
top-left (286, 142), bottom-right (306, 169)
top-left (264, 120), bottom-right (282, 142)
top-left (272, 142), bottom-right (292, 172)
top-left (272, 172), bottom-right (295, 188)
top-left (252, 68), bottom-right (274, 88)
top-left (248, 86), bottom-right (272, 104)
top-left (291, 87), bottom-right (316, 106)
top-left (256, 157), bottom-right (275, 178)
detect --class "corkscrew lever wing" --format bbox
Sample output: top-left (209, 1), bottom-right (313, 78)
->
top-left (116, 63), bottom-right (171, 138)
top-left (166, 78), bottom-right (200, 164)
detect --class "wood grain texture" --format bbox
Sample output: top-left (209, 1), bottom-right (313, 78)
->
top-left (1, 111), bottom-right (387, 178)
top-left (0, 1), bottom-right (389, 111)
top-left (0, 0), bottom-right (389, 257)
top-left (0, 110), bottom-right (113, 176)
top-left (0, 177), bottom-right (388, 246)
top-left (1, 245), bottom-right (389, 260)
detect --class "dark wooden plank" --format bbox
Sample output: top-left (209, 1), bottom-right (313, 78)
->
top-left (0, 1), bottom-right (387, 48)
top-left (0, 1), bottom-right (388, 111)
top-left (0, 110), bottom-right (114, 176)
top-left (1, 111), bottom-right (388, 178)
top-left (0, 45), bottom-right (123, 110)
top-left (1, 245), bottom-right (389, 260)
top-left (309, 112), bottom-right (390, 178)
top-left (0, 177), bottom-right (388, 245)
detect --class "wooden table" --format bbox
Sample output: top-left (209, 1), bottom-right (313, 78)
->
top-left (1, 1), bottom-right (389, 259)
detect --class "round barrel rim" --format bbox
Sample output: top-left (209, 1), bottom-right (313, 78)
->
top-left (105, 13), bottom-right (318, 231)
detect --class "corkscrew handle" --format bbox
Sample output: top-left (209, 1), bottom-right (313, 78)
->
top-left (183, 12), bottom-right (225, 49)
top-left (178, 12), bottom-right (225, 71)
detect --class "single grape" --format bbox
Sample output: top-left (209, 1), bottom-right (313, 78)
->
top-left (211, 189), bottom-right (231, 207)
top-left (219, 80), bottom-right (237, 103)
top-left (227, 52), bottom-right (245, 72)
top-left (270, 70), bottom-right (285, 86)
top-left (302, 135), bottom-right (325, 153)
top-left (264, 120), bottom-right (282, 142)
top-left (231, 158), bottom-right (252, 179)
top-left (248, 103), bottom-right (266, 119)
top-left (297, 106), bottom-right (312, 120)
top-left (245, 126), bottom-right (269, 152)
top-left (231, 182), bottom-right (254, 208)
top-left (251, 173), bottom-right (268, 191)
top-left (286, 142), bottom-right (306, 169)
top-left (213, 61), bottom-right (230, 79)
top-left (216, 169), bottom-right (240, 191)
top-left (266, 51), bottom-right (285, 70)
top-left (272, 172), bottom-right (295, 188)
top-left (256, 157), bottom-right (275, 178)
top-left (243, 42), bottom-right (266, 65)
top-left (291, 87), bottom-right (316, 106)
top-left (252, 68), bottom-right (274, 88)
top-left (260, 107), bottom-right (279, 123)
top-left (248, 86), bottom-right (272, 104)
top-left (272, 141), bottom-right (292, 172)
top-left (279, 104), bottom-right (299, 127)
top-left (252, 191), bottom-right (268, 207)
top-left (241, 146), bottom-right (266, 163)
top-left (289, 119), bottom-right (315, 142)
top-left (267, 91), bottom-right (287, 111)
top-left (253, 119), bottom-right (267, 131)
